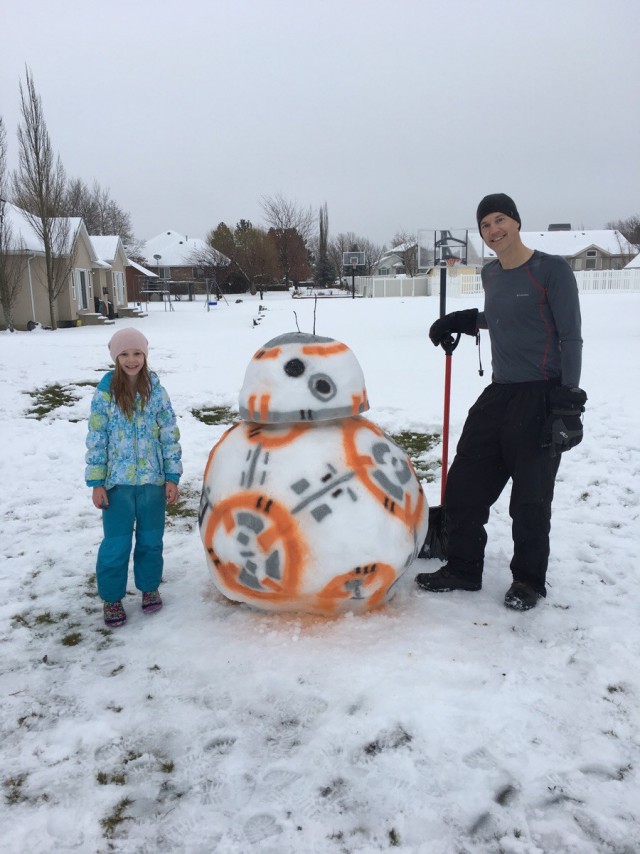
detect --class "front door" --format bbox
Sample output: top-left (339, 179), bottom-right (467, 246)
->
top-left (74, 269), bottom-right (89, 310)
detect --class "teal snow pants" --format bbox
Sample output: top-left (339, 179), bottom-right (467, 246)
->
top-left (96, 484), bottom-right (166, 603)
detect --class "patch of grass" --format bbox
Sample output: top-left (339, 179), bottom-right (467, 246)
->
top-left (11, 613), bottom-right (30, 629)
top-left (166, 485), bottom-right (198, 526)
top-left (191, 405), bottom-right (238, 425)
top-left (391, 430), bottom-right (440, 482)
top-left (61, 632), bottom-right (82, 646)
top-left (389, 827), bottom-right (401, 846)
top-left (3, 774), bottom-right (27, 805)
top-left (100, 796), bottom-right (134, 839)
top-left (96, 771), bottom-right (125, 786)
top-left (160, 761), bottom-right (174, 773)
top-left (18, 712), bottom-right (43, 728)
top-left (364, 725), bottom-right (412, 756)
top-left (25, 383), bottom-right (80, 419)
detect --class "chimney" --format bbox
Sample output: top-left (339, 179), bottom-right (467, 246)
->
top-left (548, 223), bottom-right (572, 231)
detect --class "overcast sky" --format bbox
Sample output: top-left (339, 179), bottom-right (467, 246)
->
top-left (2, 0), bottom-right (639, 247)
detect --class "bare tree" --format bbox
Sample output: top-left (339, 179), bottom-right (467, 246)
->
top-left (329, 232), bottom-right (386, 280)
top-left (0, 117), bottom-right (27, 331)
top-left (260, 193), bottom-right (315, 243)
top-left (12, 67), bottom-right (72, 330)
top-left (64, 177), bottom-right (141, 255)
top-left (260, 193), bottom-right (315, 286)
top-left (606, 215), bottom-right (640, 248)
top-left (391, 229), bottom-right (418, 276)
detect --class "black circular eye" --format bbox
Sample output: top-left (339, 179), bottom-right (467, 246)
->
top-left (308, 373), bottom-right (337, 401)
top-left (284, 358), bottom-right (305, 377)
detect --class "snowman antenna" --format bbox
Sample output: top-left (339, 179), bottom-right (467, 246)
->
top-left (293, 310), bottom-right (301, 332)
top-left (313, 296), bottom-right (318, 334)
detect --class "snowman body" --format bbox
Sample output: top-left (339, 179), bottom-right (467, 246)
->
top-left (199, 332), bottom-right (428, 615)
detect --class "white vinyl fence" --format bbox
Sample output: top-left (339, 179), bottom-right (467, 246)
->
top-left (356, 268), bottom-right (640, 298)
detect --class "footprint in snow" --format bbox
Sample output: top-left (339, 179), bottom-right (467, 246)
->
top-left (244, 813), bottom-right (281, 844)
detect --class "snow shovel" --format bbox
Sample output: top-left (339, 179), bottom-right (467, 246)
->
top-left (419, 265), bottom-right (460, 560)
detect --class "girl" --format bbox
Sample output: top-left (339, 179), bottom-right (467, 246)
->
top-left (86, 328), bottom-right (182, 627)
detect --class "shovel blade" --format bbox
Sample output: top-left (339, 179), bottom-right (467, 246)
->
top-left (418, 505), bottom-right (448, 561)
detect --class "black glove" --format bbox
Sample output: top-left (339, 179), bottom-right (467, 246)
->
top-left (429, 309), bottom-right (478, 347)
top-left (542, 386), bottom-right (587, 457)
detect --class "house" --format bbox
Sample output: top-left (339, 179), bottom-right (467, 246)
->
top-left (1, 202), bottom-right (129, 331)
top-left (374, 242), bottom-right (418, 276)
top-left (125, 259), bottom-right (159, 303)
top-left (140, 230), bottom-right (210, 282)
top-left (90, 235), bottom-right (143, 319)
top-left (467, 228), bottom-right (636, 271)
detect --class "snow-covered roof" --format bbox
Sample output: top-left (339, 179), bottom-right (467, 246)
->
top-left (2, 201), bottom-right (88, 257)
top-left (140, 230), bottom-right (208, 267)
top-left (2, 202), bottom-right (44, 252)
top-left (127, 258), bottom-right (159, 277)
top-left (469, 229), bottom-right (636, 261)
top-left (625, 252), bottom-right (640, 269)
top-left (387, 241), bottom-right (416, 255)
top-left (89, 235), bottom-right (122, 263)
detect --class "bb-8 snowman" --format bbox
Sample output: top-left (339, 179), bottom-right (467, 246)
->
top-left (199, 332), bottom-right (429, 615)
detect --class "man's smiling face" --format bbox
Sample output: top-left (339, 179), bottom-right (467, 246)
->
top-left (479, 211), bottom-right (521, 257)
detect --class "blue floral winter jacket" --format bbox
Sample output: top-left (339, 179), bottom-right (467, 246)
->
top-left (85, 371), bottom-right (182, 489)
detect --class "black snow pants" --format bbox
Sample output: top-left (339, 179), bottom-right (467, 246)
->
top-left (444, 380), bottom-right (561, 596)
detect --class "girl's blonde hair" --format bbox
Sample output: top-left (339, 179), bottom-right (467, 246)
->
top-left (111, 358), bottom-right (152, 418)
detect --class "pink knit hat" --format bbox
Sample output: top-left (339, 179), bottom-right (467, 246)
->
top-left (108, 328), bottom-right (149, 361)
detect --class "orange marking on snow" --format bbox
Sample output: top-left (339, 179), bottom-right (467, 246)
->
top-left (202, 423), bottom-right (239, 483)
top-left (259, 394), bottom-right (271, 421)
top-left (351, 393), bottom-right (364, 415)
top-left (315, 563), bottom-right (396, 614)
top-left (301, 342), bottom-right (348, 356)
top-left (203, 491), bottom-right (307, 603)
top-left (342, 416), bottom-right (426, 531)
top-left (253, 346), bottom-right (282, 360)
top-left (247, 394), bottom-right (257, 419)
top-left (242, 423), bottom-right (310, 448)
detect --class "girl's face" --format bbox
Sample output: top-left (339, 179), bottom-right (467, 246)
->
top-left (117, 349), bottom-right (146, 380)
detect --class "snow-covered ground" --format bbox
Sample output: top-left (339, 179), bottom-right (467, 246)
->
top-left (1, 290), bottom-right (639, 853)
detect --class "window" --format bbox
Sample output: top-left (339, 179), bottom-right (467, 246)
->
top-left (585, 249), bottom-right (597, 270)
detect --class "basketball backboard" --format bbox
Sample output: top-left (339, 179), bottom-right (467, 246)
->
top-left (417, 229), bottom-right (468, 269)
top-left (342, 251), bottom-right (366, 269)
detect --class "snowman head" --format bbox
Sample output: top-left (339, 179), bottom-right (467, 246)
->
top-left (239, 332), bottom-right (370, 423)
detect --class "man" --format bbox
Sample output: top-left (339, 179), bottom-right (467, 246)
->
top-left (416, 194), bottom-right (586, 610)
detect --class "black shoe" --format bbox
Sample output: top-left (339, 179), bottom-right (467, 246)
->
top-left (504, 581), bottom-right (540, 611)
top-left (415, 566), bottom-right (482, 593)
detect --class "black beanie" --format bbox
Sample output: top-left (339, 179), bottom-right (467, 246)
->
top-left (476, 193), bottom-right (521, 228)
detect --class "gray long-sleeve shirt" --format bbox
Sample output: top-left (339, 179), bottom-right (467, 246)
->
top-left (477, 250), bottom-right (583, 387)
